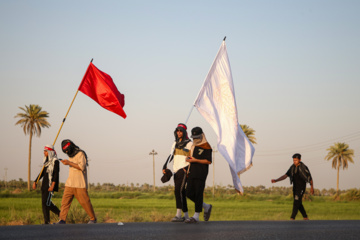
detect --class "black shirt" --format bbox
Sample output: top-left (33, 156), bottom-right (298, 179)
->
top-left (286, 163), bottom-right (312, 191)
top-left (188, 146), bottom-right (212, 180)
top-left (34, 160), bottom-right (60, 192)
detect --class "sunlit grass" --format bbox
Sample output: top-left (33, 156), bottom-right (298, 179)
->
top-left (1, 194), bottom-right (359, 225)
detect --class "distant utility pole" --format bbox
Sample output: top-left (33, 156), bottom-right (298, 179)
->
top-left (4, 168), bottom-right (8, 189)
top-left (149, 150), bottom-right (157, 192)
top-left (212, 148), bottom-right (218, 198)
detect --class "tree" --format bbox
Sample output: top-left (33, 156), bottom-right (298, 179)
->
top-left (324, 142), bottom-right (354, 193)
top-left (240, 124), bottom-right (257, 144)
top-left (14, 104), bottom-right (50, 191)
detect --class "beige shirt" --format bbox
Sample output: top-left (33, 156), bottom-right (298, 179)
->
top-left (65, 151), bottom-right (88, 189)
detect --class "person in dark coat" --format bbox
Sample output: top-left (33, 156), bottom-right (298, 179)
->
top-left (271, 153), bottom-right (314, 220)
top-left (185, 127), bottom-right (213, 223)
top-left (33, 145), bottom-right (60, 224)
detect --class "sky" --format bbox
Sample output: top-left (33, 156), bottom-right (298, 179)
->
top-left (0, 0), bottom-right (359, 191)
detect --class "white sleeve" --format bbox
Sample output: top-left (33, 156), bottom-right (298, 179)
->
top-left (185, 141), bottom-right (193, 150)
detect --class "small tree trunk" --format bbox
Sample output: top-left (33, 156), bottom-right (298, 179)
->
top-left (336, 165), bottom-right (340, 194)
top-left (27, 131), bottom-right (33, 191)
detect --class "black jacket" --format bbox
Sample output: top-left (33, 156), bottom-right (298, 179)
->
top-left (34, 160), bottom-right (60, 192)
top-left (286, 162), bottom-right (312, 185)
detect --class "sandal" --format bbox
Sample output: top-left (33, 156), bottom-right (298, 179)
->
top-left (204, 204), bottom-right (212, 221)
top-left (184, 217), bottom-right (198, 224)
top-left (171, 216), bottom-right (185, 222)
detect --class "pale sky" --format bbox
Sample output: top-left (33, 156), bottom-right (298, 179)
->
top-left (1, 0), bottom-right (359, 191)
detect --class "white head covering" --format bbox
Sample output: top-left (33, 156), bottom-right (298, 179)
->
top-left (43, 144), bottom-right (58, 187)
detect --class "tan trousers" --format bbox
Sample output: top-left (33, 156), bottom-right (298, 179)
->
top-left (60, 187), bottom-right (96, 221)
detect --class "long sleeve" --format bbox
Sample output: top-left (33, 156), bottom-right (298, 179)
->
top-left (34, 167), bottom-right (45, 182)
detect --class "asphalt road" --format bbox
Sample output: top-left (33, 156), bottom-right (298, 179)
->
top-left (0, 220), bottom-right (359, 240)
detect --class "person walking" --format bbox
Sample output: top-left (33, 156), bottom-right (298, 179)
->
top-left (185, 127), bottom-right (213, 223)
top-left (271, 153), bottom-right (314, 220)
top-left (163, 123), bottom-right (192, 222)
top-left (33, 145), bottom-right (60, 224)
top-left (55, 139), bottom-right (96, 224)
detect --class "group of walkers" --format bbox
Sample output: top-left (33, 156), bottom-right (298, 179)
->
top-left (33, 124), bottom-right (314, 224)
top-left (162, 124), bottom-right (213, 223)
top-left (33, 139), bottom-right (96, 224)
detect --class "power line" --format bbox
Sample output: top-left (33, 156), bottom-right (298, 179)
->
top-left (256, 131), bottom-right (360, 157)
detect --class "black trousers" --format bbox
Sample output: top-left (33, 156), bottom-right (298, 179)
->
top-left (41, 191), bottom-right (60, 224)
top-left (291, 188), bottom-right (307, 219)
top-left (186, 178), bottom-right (205, 213)
top-left (173, 169), bottom-right (188, 212)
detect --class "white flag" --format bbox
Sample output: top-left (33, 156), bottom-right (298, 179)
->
top-left (194, 41), bottom-right (255, 193)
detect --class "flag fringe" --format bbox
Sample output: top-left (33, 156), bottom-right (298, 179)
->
top-left (237, 163), bottom-right (253, 176)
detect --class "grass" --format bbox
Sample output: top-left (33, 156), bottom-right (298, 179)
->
top-left (1, 193), bottom-right (359, 225)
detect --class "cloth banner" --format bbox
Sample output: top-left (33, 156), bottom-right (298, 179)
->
top-left (78, 62), bottom-right (126, 119)
top-left (194, 41), bottom-right (255, 193)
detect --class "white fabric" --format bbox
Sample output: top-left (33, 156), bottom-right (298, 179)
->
top-left (43, 144), bottom-right (58, 187)
top-left (194, 41), bottom-right (255, 193)
top-left (170, 142), bottom-right (192, 173)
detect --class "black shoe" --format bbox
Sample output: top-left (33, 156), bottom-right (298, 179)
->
top-left (53, 220), bottom-right (66, 224)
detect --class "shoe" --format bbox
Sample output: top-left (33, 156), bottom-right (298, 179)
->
top-left (88, 219), bottom-right (97, 224)
top-left (203, 204), bottom-right (212, 221)
top-left (290, 218), bottom-right (295, 221)
top-left (171, 216), bottom-right (185, 222)
top-left (303, 217), bottom-right (309, 220)
top-left (184, 217), bottom-right (198, 224)
top-left (53, 220), bottom-right (66, 224)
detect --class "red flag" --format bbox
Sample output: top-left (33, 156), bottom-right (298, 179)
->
top-left (78, 62), bottom-right (126, 119)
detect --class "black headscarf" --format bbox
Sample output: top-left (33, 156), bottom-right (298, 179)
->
top-left (174, 123), bottom-right (191, 149)
top-left (61, 139), bottom-right (88, 165)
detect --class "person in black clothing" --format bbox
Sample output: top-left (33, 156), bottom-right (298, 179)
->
top-left (185, 127), bottom-right (213, 223)
top-left (33, 145), bottom-right (60, 224)
top-left (271, 153), bottom-right (314, 220)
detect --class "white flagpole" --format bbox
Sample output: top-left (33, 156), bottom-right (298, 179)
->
top-left (184, 105), bottom-right (195, 125)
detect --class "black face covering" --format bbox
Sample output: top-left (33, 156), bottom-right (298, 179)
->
top-left (61, 139), bottom-right (80, 158)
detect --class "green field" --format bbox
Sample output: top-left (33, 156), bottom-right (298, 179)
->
top-left (1, 192), bottom-right (359, 225)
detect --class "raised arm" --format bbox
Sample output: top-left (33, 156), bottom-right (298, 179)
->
top-left (271, 174), bottom-right (288, 183)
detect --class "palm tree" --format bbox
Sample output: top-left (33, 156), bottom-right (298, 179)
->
top-left (14, 104), bottom-right (50, 191)
top-left (324, 142), bottom-right (354, 193)
top-left (240, 124), bottom-right (257, 144)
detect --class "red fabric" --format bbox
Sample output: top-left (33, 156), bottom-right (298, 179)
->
top-left (177, 124), bottom-right (187, 130)
top-left (62, 142), bottom-right (71, 150)
top-left (78, 63), bottom-right (126, 119)
top-left (44, 146), bottom-right (54, 151)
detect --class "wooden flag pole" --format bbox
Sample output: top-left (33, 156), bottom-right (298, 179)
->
top-left (35, 59), bottom-right (93, 184)
top-left (52, 90), bottom-right (80, 146)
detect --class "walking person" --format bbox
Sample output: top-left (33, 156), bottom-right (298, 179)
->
top-left (271, 153), bottom-right (314, 220)
top-left (185, 127), bottom-right (213, 223)
top-left (55, 139), bottom-right (96, 224)
top-left (163, 123), bottom-right (192, 222)
top-left (33, 145), bottom-right (61, 224)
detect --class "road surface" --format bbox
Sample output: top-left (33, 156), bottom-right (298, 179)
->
top-left (0, 220), bottom-right (359, 240)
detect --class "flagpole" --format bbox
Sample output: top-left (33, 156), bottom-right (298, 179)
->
top-left (184, 105), bottom-right (195, 125)
top-left (35, 59), bottom-right (93, 184)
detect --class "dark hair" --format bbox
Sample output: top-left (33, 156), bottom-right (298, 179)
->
top-left (292, 153), bottom-right (301, 160)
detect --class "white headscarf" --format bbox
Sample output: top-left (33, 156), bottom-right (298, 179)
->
top-left (43, 145), bottom-right (58, 187)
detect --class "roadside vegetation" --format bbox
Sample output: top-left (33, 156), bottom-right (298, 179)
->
top-left (1, 180), bottom-right (359, 225)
